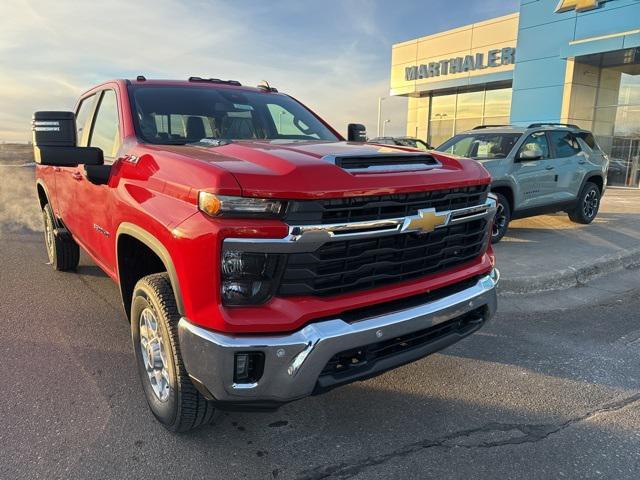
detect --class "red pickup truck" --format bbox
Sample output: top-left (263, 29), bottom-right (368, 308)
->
top-left (32, 77), bottom-right (499, 432)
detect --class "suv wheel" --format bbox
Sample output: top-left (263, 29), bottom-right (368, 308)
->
top-left (569, 182), bottom-right (600, 224)
top-left (491, 193), bottom-right (511, 244)
top-left (42, 204), bottom-right (80, 271)
top-left (131, 273), bottom-right (216, 432)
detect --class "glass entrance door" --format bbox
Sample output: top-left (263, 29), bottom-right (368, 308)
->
top-left (591, 49), bottom-right (640, 187)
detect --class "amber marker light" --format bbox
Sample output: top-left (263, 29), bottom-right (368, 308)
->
top-left (198, 192), bottom-right (284, 218)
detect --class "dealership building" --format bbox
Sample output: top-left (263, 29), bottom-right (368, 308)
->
top-left (390, 0), bottom-right (640, 187)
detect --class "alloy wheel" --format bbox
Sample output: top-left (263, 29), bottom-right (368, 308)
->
top-left (43, 210), bottom-right (55, 263)
top-left (492, 202), bottom-right (507, 239)
top-left (583, 189), bottom-right (598, 219)
top-left (139, 307), bottom-right (171, 402)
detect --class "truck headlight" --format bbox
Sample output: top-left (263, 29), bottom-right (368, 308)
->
top-left (199, 192), bottom-right (284, 217)
top-left (221, 250), bottom-right (282, 306)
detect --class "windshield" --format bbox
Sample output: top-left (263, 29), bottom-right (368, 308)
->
top-left (396, 138), bottom-right (430, 151)
top-left (128, 85), bottom-right (339, 144)
top-left (436, 133), bottom-right (521, 160)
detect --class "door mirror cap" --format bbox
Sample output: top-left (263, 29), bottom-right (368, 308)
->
top-left (517, 149), bottom-right (543, 161)
top-left (32, 111), bottom-right (76, 147)
top-left (32, 111), bottom-right (104, 167)
top-left (347, 123), bottom-right (367, 142)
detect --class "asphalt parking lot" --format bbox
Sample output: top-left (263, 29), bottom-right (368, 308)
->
top-left (2, 167), bottom-right (640, 479)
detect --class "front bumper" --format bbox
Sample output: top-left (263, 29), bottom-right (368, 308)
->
top-left (178, 268), bottom-right (499, 407)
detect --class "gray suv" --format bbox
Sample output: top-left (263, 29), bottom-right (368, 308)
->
top-left (436, 124), bottom-right (609, 243)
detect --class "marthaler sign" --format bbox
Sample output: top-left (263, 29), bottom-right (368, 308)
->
top-left (405, 47), bottom-right (516, 81)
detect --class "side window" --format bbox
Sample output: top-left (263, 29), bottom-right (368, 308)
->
top-left (75, 95), bottom-right (95, 147)
top-left (517, 132), bottom-right (550, 161)
top-left (89, 90), bottom-right (120, 159)
top-left (548, 131), bottom-right (581, 158)
top-left (579, 132), bottom-right (598, 151)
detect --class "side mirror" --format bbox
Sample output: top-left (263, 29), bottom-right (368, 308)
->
top-left (517, 149), bottom-right (543, 162)
top-left (32, 111), bottom-right (104, 167)
top-left (347, 123), bottom-right (367, 142)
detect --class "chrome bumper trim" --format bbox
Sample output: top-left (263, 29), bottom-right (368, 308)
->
top-left (223, 197), bottom-right (496, 254)
top-left (178, 269), bottom-right (499, 404)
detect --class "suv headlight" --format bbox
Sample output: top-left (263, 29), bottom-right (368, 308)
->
top-left (199, 192), bottom-right (284, 217)
top-left (221, 250), bottom-right (282, 306)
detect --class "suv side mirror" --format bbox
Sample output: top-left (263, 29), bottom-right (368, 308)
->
top-left (347, 123), bottom-right (367, 142)
top-left (517, 149), bottom-right (543, 162)
top-left (32, 111), bottom-right (104, 167)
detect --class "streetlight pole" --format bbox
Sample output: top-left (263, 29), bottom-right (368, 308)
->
top-left (382, 119), bottom-right (391, 137)
top-left (377, 97), bottom-right (386, 137)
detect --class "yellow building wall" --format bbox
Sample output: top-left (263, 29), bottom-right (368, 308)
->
top-left (390, 13), bottom-right (519, 97)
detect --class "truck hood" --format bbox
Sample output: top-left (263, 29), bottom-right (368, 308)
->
top-left (148, 140), bottom-right (490, 199)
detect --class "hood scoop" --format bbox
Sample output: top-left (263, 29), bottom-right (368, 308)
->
top-left (325, 153), bottom-right (440, 173)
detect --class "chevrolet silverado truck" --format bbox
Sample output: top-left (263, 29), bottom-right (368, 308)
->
top-left (32, 77), bottom-right (499, 432)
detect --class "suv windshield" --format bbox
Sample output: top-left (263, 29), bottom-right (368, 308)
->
top-left (128, 85), bottom-right (339, 144)
top-left (436, 133), bottom-right (522, 160)
top-left (396, 138), bottom-right (431, 151)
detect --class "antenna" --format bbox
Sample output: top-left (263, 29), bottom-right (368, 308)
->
top-left (257, 80), bottom-right (277, 92)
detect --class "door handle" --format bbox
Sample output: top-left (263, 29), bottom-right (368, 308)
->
top-left (71, 171), bottom-right (83, 181)
top-left (545, 166), bottom-right (555, 170)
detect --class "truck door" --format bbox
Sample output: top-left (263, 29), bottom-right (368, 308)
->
top-left (54, 94), bottom-right (97, 235)
top-left (74, 88), bottom-right (122, 276)
top-left (547, 130), bottom-right (586, 202)
top-left (512, 131), bottom-right (556, 210)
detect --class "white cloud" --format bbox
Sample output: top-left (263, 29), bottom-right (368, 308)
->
top-left (0, 0), bottom-right (409, 142)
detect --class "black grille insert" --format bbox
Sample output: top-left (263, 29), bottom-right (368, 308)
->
top-left (319, 307), bottom-right (486, 378)
top-left (278, 219), bottom-right (488, 297)
top-left (284, 185), bottom-right (489, 225)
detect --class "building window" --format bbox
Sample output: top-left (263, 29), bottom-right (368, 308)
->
top-left (583, 49), bottom-right (640, 188)
top-left (426, 86), bottom-right (512, 148)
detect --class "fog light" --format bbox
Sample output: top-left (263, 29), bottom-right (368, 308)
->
top-left (233, 352), bottom-right (265, 384)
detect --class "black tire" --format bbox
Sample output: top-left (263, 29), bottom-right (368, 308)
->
top-left (131, 273), bottom-right (216, 432)
top-left (491, 193), bottom-right (511, 244)
top-left (569, 182), bottom-right (600, 224)
top-left (42, 204), bottom-right (79, 271)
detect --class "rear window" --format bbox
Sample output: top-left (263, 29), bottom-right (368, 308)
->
top-left (548, 131), bottom-right (581, 158)
top-left (436, 133), bottom-right (522, 160)
top-left (577, 132), bottom-right (600, 151)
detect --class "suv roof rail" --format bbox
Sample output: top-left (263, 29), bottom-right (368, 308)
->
top-left (527, 122), bottom-right (580, 129)
top-left (472, 125), bottom-right (513, 130)
top-left (188, 77), bottom-right (242, 86)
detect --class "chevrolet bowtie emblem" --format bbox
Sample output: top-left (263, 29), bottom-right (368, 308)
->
top-left (555, 0), bottom-right (602, 13)
top-left (404, 208), bottom-right (450, 234)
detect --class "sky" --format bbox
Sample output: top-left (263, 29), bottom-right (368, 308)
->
top-left (0, 0), bottom-right (518, 142)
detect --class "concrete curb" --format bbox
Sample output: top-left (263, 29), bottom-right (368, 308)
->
top-left (498, 246), bottom-right (640, 295)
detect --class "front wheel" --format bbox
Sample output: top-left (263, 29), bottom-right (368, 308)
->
top-left (568, 182), bottom-right (600, 224)
top-left (131, 273), bottom-right (216, 432)
top-left (491, 193), bottom-right (511, 244)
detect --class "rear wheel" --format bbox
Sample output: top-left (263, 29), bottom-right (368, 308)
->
top-left (42, 204), bottom-right (79, 271)
top-left (491, 193), bottom-right (511, 244)
top-left (131, 273), bottom-right (216, 432)
top-left (569, 182), bottom-right (600, 224)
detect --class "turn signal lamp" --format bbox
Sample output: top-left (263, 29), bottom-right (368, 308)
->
top-left (198, 192), bottom-right (284, 218)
